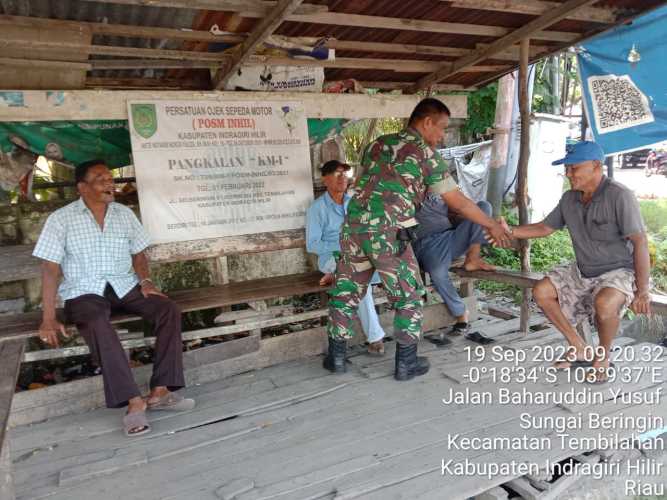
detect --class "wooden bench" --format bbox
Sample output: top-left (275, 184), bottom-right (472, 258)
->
top-left (0, 271), bottom-right (328, 343)
top-left (452, 267), bottom-right (667, 316)
top-left (0, 235), bottom-right (473, 429)
top-left (0, 231), bottom-right (475, 498)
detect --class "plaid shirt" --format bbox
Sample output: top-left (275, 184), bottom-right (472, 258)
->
top-left (33, 198), bottom-right (150, 300)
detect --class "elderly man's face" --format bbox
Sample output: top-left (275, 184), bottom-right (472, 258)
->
top-left (78, 164), bottom-right (115, 205)
top-left (564, 160), bottom-right (601, 191)
top-left (322, 166), bottom-right (349, 195)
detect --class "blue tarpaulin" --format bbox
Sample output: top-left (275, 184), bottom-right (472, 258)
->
top-left (577, 5), bottom-right (667, 155)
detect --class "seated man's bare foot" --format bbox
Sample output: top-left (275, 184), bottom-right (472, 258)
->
top-left (367, 340), bottom-right (385, 356)
top-left (586, 359), bottom-right (612, 384)
top-left (463, 258), bottom-right (496, 272)
top-left (450, 257), bottom-right (466, 269)
top-left (319, 273), bottom-right (334, 286)
top-left (125, 397), bottom-right (149, 436)
top-left (552, 344), bottom-right (590, 370)
top-left (146, 386), bottom-right (169, 406)
top-left (128, 398), bottom-right (148, 414)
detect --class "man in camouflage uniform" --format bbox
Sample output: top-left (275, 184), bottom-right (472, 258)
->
top-left (324, 98), bottom-right (511, 380)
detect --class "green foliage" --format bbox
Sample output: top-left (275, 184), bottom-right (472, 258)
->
top-left (152, 260), bottom-right (217, 330)
top-left (459, 83), bottom-right (497, 144)
top-left (341, 118), bottom-right (404, 164)
top-left (639, 199), bottom-right (667, 236)
top-left (478, 209), bottom-right (575, 299)
top-left (479, 200), bottom-right (667, 298)
top-left (532, 55), bottom-right (581, 114)
top-left (640, 199), bottom-right (667, 292)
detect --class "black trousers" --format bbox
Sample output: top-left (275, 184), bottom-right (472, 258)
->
top-left (65, 284), bottom-right (184, 408)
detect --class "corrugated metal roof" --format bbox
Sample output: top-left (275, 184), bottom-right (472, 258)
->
top-left (0, 0), bottom-right (663, 90)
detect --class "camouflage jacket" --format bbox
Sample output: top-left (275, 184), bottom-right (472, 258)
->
top-left (347, 128), bottom-right (458, 231)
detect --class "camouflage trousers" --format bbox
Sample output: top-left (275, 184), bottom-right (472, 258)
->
top-left (327, 223), bottom-right (425, 345)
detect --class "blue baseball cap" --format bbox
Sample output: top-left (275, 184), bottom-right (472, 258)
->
top-left (552, 141), bottom-right (605, 165)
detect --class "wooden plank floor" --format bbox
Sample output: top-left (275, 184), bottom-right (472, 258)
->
top-left (9, 315), bottom-right (666, 500)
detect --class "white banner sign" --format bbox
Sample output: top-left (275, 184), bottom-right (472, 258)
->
top-left (223, 64), bottom-right (325, 92)
top-left (127, 100), bottom-right (313, 244)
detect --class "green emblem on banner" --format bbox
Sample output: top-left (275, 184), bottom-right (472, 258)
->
top-left (131, 104), bottom-right (157, 139)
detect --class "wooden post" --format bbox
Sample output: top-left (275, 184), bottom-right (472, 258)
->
top-left (517, 38), bottom-right (532, 335)
top-left (0, 437), bottom-right (14, 500)
top-left (487, 73), bottom-right (516, 216)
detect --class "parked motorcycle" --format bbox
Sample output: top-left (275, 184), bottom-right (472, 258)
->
top-left (645, 150), bottom-right (667, 177)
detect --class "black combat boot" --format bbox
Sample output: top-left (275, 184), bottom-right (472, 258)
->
top-left (394, 343), bottom-right (430, 381)
top-left (323, 337), bottom-right (347, 373)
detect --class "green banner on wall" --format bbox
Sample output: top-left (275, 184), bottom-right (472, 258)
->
top-left (0, 120), bottom-right (132, 168)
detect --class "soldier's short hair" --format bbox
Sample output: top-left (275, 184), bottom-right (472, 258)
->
top-left (76, 159), bottom-right (107, 184)
top-left (408, 98), bottom-right (451, 126)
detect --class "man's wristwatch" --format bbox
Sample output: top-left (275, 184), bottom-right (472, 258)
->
top-left (139, 278), bottom-right (153, 286)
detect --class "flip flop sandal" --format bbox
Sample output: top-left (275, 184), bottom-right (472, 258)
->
top-left (583, 363), bottom-right (616, 385)
top-left (123, 410), bottom-right (151, 437)
top-left (554, 359), bottom-right (594, 371)
top-left (425, 332), bottom-right (452, 347)
top-left (147, 392), bottom-right (196, 412)
top-left (448, 322), bottom-right (470, 336)
top-left (464, 331), bottom-right (495, 345)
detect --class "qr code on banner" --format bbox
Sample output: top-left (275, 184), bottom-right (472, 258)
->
top-left (587, 74), bottom-right (654, 134)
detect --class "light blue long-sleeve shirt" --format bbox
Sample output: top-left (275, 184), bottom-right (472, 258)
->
top-left (306, 190), bottom-right (385, 342)
top-left (306, 191), bottom-right (351, 272)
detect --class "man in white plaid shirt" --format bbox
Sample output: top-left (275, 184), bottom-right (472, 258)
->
top-left (34, 160), bottom-right (194, 437)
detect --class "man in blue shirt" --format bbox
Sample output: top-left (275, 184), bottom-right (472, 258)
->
top-left (413, 192), bottom-right (495, 335)
top-left (33, 160), bottom-right (194, 437)
top-left (306, 160), bottom-right (386, 355)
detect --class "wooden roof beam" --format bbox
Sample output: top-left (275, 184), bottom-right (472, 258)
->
top-left (89, 56), bottom-right (509, 73)
top-left (411, 0), bottom-right (601, 92)
top-left (0, 38), bottom-right (234, 62)
top-left (73, 3), bottom-right (577, 42)
top-left (359, 81), bottom-right (477, 92)
top-left (448, 0), bottom-right (620, 24)
top-left (86, 77), bottom-right (206, 89)
top-left (0, 15), bottom-right (566, 59)
top-left (333, 40), bottom-right (547, 61)
top-left (0, 15), bottom-right (245, 44)
top-left (286, 12), bottom-right (577, 43)
top-left (79, 0), bottom-right (327, 16)
top-left (84, 77), bottom-right (474, 92)
top-left (212, 0), bottom-right (305, 89)
top-left (0, 20), bottom-right (547, 61)
top-left (0, 57), bottom-right (91, 71)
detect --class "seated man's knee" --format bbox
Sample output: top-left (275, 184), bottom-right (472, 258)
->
top-left (533, 278), bottom-right (557, 306)
top-left (477, 200), bottom-right (492, 217)
top-left (425, 263), bottom-right (449, 282)
top-left (594, 288), bottom-right (624, 321)
top-left (161, 298), bottom-right (181, 319)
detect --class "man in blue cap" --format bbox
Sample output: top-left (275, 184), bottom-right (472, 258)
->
top-left (491, 141), bottom-right (651, 383)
